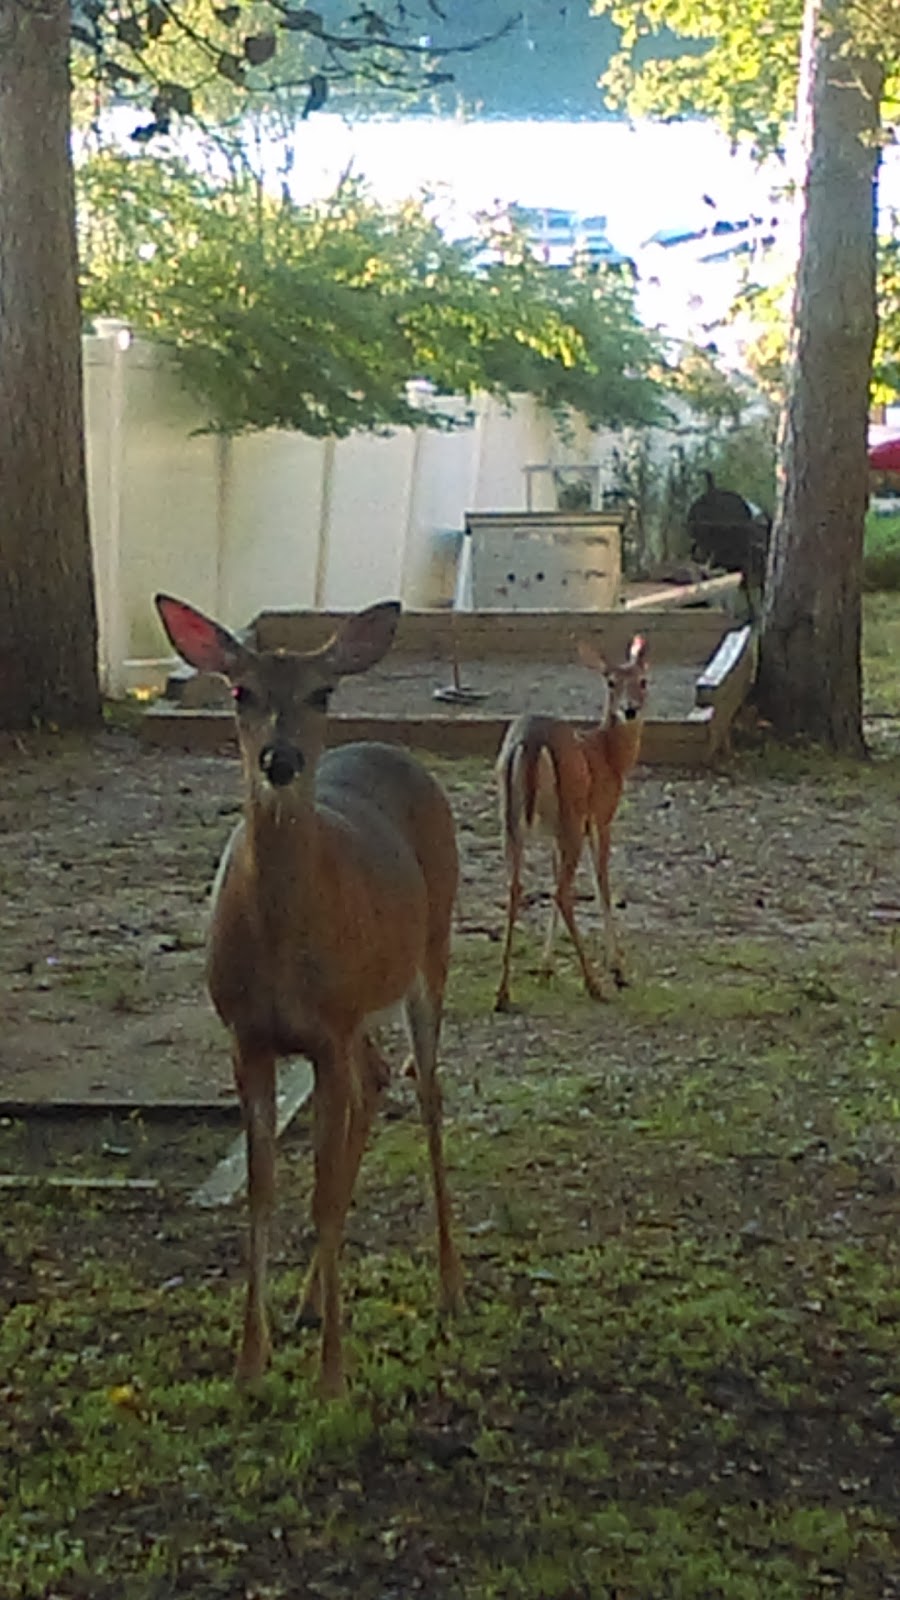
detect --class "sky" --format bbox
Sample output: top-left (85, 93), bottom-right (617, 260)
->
top-left (286, 115), bottom-right (788, 255)
top-left (292, 112), bottom-right (900, 245)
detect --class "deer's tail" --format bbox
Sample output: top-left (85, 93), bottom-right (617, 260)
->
top-left (497, 724), bottom-right (555, 851)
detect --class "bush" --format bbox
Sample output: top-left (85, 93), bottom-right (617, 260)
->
top-left (77, 154), bottom-right (670, 438)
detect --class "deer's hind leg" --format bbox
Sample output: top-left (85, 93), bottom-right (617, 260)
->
top-left (553, 829), bottom-right (606, 1001)
top-left (406, 968), bottom-right (463, 1316)
top-left (587, 822), bottom-right (626, 986)
top-left (495, 824), bottom-right (525, 1013)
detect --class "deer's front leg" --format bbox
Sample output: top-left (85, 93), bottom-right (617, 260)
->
top-left (309, 1045), bottom-right (354, 1399)
top-left (590, 824), bottom-right (626, 986)
top-left (233, 1040), bottom-right (277, 1385)
top-left (299, 1034), bottom-right (389, 1328)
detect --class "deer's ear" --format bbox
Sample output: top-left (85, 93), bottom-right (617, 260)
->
top-left (323, 600), bottom-right (401, 677)
top-left (629, 634), bottom-right (648, 666)
top-left (155, 595), bottom-right (247, 678)
top-left (577, 640), bottom-right (607, 674)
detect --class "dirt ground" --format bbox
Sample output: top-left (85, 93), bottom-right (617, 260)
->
top-left (1, 720), bottom-right (897, 1115)
top-left (0, 646), bottom-right (708, 1112)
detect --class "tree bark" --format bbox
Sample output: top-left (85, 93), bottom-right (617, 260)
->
top-left (756, 0), bottom-right (882, 753)
top-left (0, 0), bottom-right (100, 730)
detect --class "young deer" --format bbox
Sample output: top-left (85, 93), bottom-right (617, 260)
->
top-left (155, 595), bottom-right (463, 1398)
top-left (494, 634), bottom-right (649, 1012)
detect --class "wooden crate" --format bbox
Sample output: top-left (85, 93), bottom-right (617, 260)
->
top-left (463, 510), bottom-right (623, 610)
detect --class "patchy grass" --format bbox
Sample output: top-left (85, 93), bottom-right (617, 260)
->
top-left (5, 1014), bottom-right (900, 1597)
top-left (4, 906), bottom-right (900, 1598)
top-left (864, 512), bottom-right (900, 590)
top-left (2, 616), bottom-right (900, 1598)
top-left (864, 591), bottom-right (900, 719)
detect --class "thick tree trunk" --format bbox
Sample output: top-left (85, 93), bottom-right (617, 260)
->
top-left (756, 1), bottom-right (882, 753)
top-left (0, 0), bottom-right (100, 730)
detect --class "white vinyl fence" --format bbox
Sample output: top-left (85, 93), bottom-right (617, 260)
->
top-left (83, 324), bottom-right (654, 694)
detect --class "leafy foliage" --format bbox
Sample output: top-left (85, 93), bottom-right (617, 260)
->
top-left (78, 153), bottom-right (670, 436)
top-left (735, 230), bottom-right (900, 410)
top-left (591, 0), bottom-right (803, 154)
top-left (875, 232), bottom-right (900, 402)
top-left (591, 0), bottom-right (900, 154)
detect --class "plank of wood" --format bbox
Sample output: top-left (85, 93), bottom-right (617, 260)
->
top-left (0, 1174), bottom-right (159, 1192)
top-left (694, 626), bottom-right (756, 754)
top-left (695, 625), bottom-right (754, 704)
top-left (0, 1100), bottom-right (239, 1120)
top-left (253, 607), bottom-right (729, 665)
top-left (143, 708), bottom-right (725, 767)
top-left (621, 573), bottom-right (741, 613)
top-left (189, 1059), bottom-right (314, 1210)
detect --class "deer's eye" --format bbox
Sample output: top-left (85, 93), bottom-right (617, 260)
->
top-left (232, 684), bottom-right (256, 709)
top-left (306, 686), bottom-right (332, 711)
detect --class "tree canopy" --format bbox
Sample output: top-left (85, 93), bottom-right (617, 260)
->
top-left (78, 152), bottom-right (671, 436)
top-left (592, 0), bottom-right (897, 150)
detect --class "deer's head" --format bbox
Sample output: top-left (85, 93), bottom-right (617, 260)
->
top-left (155, 595), bottom-right (400, 800)
top-left (578, 633), bottom-right (649, 726)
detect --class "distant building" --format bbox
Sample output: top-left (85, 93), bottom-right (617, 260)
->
top-left (634, 209), bottom-right (785, 353)
top-left (481, 203), bottom-right (633, 272)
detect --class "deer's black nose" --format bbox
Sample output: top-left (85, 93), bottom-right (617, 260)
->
top-left (260, 744), bottom-right (305, 787)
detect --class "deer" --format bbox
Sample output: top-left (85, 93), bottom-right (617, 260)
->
top-left (494, 634), bottom-right (649, 1013)
top-left (154, 594), bottom-right (463, 1399)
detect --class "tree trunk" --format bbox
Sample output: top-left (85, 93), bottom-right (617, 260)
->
top-left (756, 0), bottom-right (882, 753)
top-left (0, 0), bottom-right (100, 730)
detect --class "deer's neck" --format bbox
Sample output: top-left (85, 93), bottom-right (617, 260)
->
top-left (583, 716), bottom-right (644, 783)
top-left (245, 790), bottom-right (324, 937)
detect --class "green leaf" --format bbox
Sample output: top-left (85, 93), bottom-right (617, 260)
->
top-left (215, 50), bottom-right (246, 84)
top-left (114, 17), bottom-right (145, 50)
top-left (243, 32), bottom-right (278, 66)
top-left (145, 3), bottom-right (168, 42)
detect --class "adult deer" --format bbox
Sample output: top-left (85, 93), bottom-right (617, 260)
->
top-left (494, 634), bottom-right (649, 1012)
top-left (155, 595), bottom-right (463, 1398)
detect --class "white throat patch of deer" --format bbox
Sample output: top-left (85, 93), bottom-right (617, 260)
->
top-left (155, 594), bottom-right (463, 1398)
top-left (494, 633), bottom-right (649, 1012)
